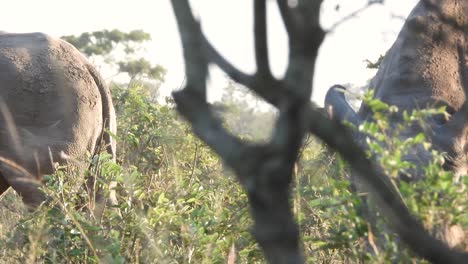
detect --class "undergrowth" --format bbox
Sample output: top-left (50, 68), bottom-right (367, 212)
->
top-left (0, 85), bottom-right (465, 263)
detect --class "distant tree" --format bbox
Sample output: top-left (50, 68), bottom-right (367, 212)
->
top-left (213, 82), bottom-right (276, 141)
top-left (62, 29), bottom-right (150, 57)
top-left (62, 29), bottom-right (165, 97)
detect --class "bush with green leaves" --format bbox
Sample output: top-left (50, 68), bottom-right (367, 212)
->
top-left (0, 84), bottom-right (465, 263)
top-left (346, 92), bottom-right (467, 261)
top-left (0, 83), bottom-right (260, 263)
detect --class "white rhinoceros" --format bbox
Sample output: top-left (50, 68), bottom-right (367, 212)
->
top-left (325, 0), bottom-right (467, 180)
top-left (324, 0), bottom-right (467, 248)
top-left (0, 32), bottom-right (116, 209)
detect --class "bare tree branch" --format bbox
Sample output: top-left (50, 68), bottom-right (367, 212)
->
top-left (276, 0), bottom-right (296, 37)
top-left (173, 91), bottom-right (247, 165)
top-left (254, 0), bottom-right (272, 77)
top-left (283, 1), bottom-right (325, 98)
top-left (306, 105), bottom-right (468, 263)
top-left (203, 32), bottom-right (289, 106)
top-left (170, 0), bottom-right (208, 99)
top-left (203, 39), bottom-right (256, 88)
top-left (171, 0), bottom-right (306, 262)
top-left (327, 0), bottom-right (384, 33)
top-left (390, 13), bottom-right (407, 21)
top-left (170, 0), bottom-right (468, 263)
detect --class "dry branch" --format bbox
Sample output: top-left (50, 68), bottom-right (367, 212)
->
top-left (170, 0), bottom-right (468, 263)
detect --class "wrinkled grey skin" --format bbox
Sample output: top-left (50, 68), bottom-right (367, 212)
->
top-left (0, 32), bottom-right (116, 210)
top-left (326, 0), bottom-right (467, 178)
top-left (325, 0), bottom-right (467, 248)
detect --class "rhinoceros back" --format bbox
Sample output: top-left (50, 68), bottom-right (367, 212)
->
top-left (0, 32), bottom-right (106, 174)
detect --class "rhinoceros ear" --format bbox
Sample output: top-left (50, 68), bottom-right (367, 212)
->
top-left (324, 85), bottom-right (362, 127)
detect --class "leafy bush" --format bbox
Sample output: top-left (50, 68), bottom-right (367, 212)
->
top-left (0, 86), bottom-right (465, 263)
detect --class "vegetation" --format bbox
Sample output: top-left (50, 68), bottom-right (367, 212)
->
top-left (0, 79), bottom-right (465, 263)
top-left (0, 29), bottom-right (465, 263)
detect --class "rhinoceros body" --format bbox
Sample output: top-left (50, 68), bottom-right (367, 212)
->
top-left (325, 0), bottom-right (467, 248)
top-left (0, 32), bottom-right (116, 208)
top-left (326, 0), bottom-right (467, 178)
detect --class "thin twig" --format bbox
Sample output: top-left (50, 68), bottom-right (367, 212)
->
top-left (327, 0), bottom-right (384, 33)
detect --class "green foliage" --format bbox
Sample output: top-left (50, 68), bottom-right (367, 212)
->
top-left (365, 55), bottom-right (385, 69)
top-left (118, 58), bottom-right (166, 80)
top-left (0, 84), bottom-right (465, 263)
top-left (354, 92), bottom-right (467, 260)
top-left (297, 167), bottom-right (371, 262)
top-left (0, 83), bottom-right (263, 263)
top-left (0, 32), bottom-right (466, 262)
top-left (360, 90), bottom-right (449, 178)
top-left (62, 29), bottom-right (150, 57)
top-left (62, 30), bottom-right (165, 81)
top-left (214, 82), bottom-right (276, 142)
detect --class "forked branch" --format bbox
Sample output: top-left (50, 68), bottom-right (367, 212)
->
top-left (170, 0), bottom-right (467, 263)
top-left (171, 0), bottom-right (307, 262)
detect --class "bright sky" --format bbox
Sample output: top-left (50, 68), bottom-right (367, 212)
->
top-left (0, 0), bottom-right (418, 105)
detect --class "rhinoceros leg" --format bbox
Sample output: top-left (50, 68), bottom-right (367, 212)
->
top-left (7, 177), bottom-right (44, 209)
top-left (0, 161), bottom-right (45, 209)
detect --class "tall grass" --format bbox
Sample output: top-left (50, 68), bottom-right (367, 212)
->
top-left (0, 84), bottom-right (465, 263)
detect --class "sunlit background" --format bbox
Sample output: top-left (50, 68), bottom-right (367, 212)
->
top-left (1, 0), bottom-right (418, 105)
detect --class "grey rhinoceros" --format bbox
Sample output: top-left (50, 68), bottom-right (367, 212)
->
top-left (325, 0), bottom-right (466, 247)
top-left (325, 0), bottom-right (467, 179)
top-left (0, 32), bottom-right (116, 209)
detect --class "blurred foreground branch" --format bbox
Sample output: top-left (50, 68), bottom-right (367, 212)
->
top-left (170, 0), bottom-right (468, 263)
